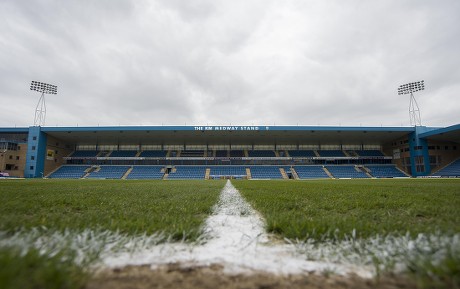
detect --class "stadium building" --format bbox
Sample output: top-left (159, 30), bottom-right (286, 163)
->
top-left (1, 124), bottom-right (459, 179)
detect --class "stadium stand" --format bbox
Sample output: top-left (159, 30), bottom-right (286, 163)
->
top-left (249, 166), bottom-right (283, 179)
top-left (294, 166), bottom-right (330, 179)
top-left (432, 159), bottom-right (460, 177)
top-left (126, 166), bottom-right (164, 179)
top-left (48, 165), bottom-right (89, 179)
top-left (209, 166), bottom-right (247, 179)
top-left (366, 165), bottom-right (407, 178)
top-left (215, 150), bottom-right (228, 157)
top-left (139, 150), bottom-right (167, 157)
top-left (326, 165), bottom-right (369, 178)
top-left (230, 150), bottom-right (245, 157)
top-left (109, 150), bottom-right (138, 157)
top-left (167, 166), bottom-right (207, 179)
top-left (288, 150), bottom-right (316, 157)
top-left (179, 150), bottom-right (205, 157)
top-left (86, 166), bottom-right (130, 179)
top-left (248, 150), bottom-right (276, 157)
top-left (71, 150), bottom-right (99, 157)
top-left (318, 150), bottom-right (346, 157)
top-left (355, 150), bottom-right (385, 157)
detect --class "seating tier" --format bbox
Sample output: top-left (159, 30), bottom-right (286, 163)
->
top-left (49, 165), bottom-right (89, 178)
top-left (432, 159), bottom-right (460, 177)
top-left (326, 166), bottom-right (368, 178)
top-left (126, 166), bottom-right (164, 179)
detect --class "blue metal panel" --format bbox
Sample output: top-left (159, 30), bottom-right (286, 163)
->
top-left (418, 124), bottom-right (460, 138)
top-left (0, 127), bottom-right (29, 133)
top-left (408, 127), bottom-right (432, 177)
top-left (24, 126), bottom-right (47, 178)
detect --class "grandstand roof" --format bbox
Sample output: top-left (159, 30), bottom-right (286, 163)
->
top-left (419, 124), bottom-right (460, 144)
top-left (32, 125), bottom-right (415, 146)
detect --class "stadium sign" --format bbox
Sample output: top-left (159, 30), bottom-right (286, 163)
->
top-left (194, 126), bottom-right (265, 131)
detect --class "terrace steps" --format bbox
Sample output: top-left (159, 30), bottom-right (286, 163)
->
top-left (322, 167), bottom-right (334, 178)
top-left (313, 150), bottom-right (320, 157)
top-left (398, 166), bottom-right (411, 177)
top-left (45, 166), bottom-right (62, 178)
top-left (290, 167), bottom-right (300, 180)
top-left (356, 166), bottom-right (373, 178)
top-left (82, 166), bottom-right (98, 178)
top-left (122, 167), bottom-right (133, 179)
top-left (246, 168), bottom-right (252, 179)
top-left (135, 151), bottom-right (142, 157)
top-left (361, 166), bottom-right (374, 178)
top-left (205, 168), bottom-right (211, 180)
top-left (431, 157), bottom-right (460, 175)
top-left (279, 168), bottom-right (288, 179)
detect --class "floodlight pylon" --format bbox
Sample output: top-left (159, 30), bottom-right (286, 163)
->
top-left (30, 81), bottom-right (57, 126)
top-left (398, 80), bottom-right (424, 127)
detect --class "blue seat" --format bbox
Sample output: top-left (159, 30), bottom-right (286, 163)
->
top-left (168, 166), bottom-right (207, 179)
top-left (318, 150), bottom-right (345, 157)
top-left (288, 150), bottom-right (316, 157)
top-left (140, 151), bottom-right (167, 157)
top-left (326, 166), bottom-right (369, 178)
top-left (86, 166), bottom-right (130, 179)
top-left (248, 150), bottom-right (276, 157)
top-left (110, 151), bottom-right (138, 157)
top-left (293, 166), bottom-right (329, 179)
top-left (249, 166), bottom-right (282, 179)
top-left (127, 166), bottom-right (164, 179)
top-left (48, 165), bottom-right (90, 178)
top-left (366, 165), bottom-right (406, 178)
top-left (209, 166), bottom-right (246, 178)
top-left (355, 150), bottom-right (384, 157)
top-left (432, 159), bottom-right (460, 177)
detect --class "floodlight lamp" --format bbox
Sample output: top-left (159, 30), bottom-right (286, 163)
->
top-left (397, 80), bottom-right (424, 95)
top-left (30, 81), bottom-right (58, 95)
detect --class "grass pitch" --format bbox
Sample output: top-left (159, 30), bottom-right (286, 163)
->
top-left (233, 178), bottom-right (460, 241)
top-left (1, 178), bottom-right (459, 288)
top-left (0, 179), bottom-right (224, 240)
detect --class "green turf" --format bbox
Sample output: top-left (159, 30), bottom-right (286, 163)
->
top-left (233, 179), bottom-right (460, 241)
top-left (0, 179), bottom-right (224, 240)
top-left (0, 247), bottom-right (88, 289)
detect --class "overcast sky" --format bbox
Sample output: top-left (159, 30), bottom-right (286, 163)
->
top-left (1, 0), bottom-right (459, 128)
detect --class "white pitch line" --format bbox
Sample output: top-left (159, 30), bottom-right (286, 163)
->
top-left (102, 180), bottom-right (374, 278)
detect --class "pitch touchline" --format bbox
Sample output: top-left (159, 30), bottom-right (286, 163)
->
top-left (102, 180), bottom-right (373, 277)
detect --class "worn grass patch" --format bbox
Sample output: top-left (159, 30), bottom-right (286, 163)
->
top-left (233, 179), bottom-right (460, 240)
top-left (0, 179), bottom-right (224, 240)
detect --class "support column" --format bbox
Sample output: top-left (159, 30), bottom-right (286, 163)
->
top-left (24, 126), bottom-right (47, 178)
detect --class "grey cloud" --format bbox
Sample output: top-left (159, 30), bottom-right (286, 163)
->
top-left (0, 0), bottom-right (459, 128)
